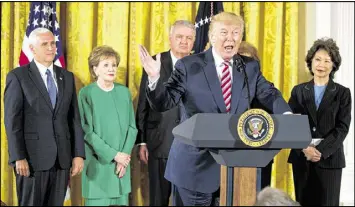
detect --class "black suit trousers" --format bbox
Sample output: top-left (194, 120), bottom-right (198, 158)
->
top-left (15, 160), bottom-right (69, 206)
top-left (260, 161), bottom-right (273, 189)
top-left (148, 157), bottom-right (171, 206)
top-left (292, 162), bottom-right (342, 206)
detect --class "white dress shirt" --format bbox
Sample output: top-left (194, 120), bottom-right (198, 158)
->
top-left (33, 59), bottom-right (58, 91)
top-left (170, 50), bottom-right (178, 70)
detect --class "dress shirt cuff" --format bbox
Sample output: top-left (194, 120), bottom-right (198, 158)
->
top-left (136, 143), bottom-right (147, 146)
top-left (310, 138), bottom-right (323, 147)
top-left (283, 111), bottom-right (293, 114)
top-left (148, 75), bottom-right (160, 91)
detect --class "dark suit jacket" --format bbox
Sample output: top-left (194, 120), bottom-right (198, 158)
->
top-left (4, 61), bottom-right (85, 172)
top-left (136, 51), bottom-right (180, 158)
top-left (288, 79), bottom-right (351, 169)
top-left (146, 48), bottom-right (291, 193)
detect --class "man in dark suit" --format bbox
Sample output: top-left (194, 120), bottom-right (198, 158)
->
top-left (136, 20), bottom-right (195, 206)
top-left (4, 28), bottom-right (85, 206)
top-left (139, 12), bottom-right (292, 206)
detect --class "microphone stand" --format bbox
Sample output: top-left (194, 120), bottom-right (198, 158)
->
top-left (236, 56), bottom-right (251, 110)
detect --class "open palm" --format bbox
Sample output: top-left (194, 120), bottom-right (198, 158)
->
top-left (138, 45), bottom-right (161, 78)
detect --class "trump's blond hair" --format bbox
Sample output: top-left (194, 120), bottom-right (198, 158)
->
top-left (208, 12), bottom-right (244, 44)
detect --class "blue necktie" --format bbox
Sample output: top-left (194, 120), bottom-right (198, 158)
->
top-left (46, 69), bottom-right (57, 108)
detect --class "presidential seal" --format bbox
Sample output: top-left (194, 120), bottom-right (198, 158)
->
top-left (237, 109), bottom-right (275, 147)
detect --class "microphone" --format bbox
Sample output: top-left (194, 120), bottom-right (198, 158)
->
top-left (233, 55), bottom-right (251, 110)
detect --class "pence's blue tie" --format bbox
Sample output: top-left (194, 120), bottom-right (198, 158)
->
top-left (46, 69), bottom-right (57, 108)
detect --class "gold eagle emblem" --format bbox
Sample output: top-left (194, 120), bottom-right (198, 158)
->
top-left (237, 109), bottom-right (275, 147)
top-left (247, 118), bottom-right (264, 138)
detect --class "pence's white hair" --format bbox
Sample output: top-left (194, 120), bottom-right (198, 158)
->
top-left (28, 27), bottom-right (53, 45)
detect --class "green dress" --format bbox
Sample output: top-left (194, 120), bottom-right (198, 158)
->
top-left (78, 82), bottom-right (137, 206)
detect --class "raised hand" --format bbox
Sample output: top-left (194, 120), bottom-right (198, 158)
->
top-left (138, 45), bottom-right (161, 79)
top-left (114, 152), bottom-right (131, 167)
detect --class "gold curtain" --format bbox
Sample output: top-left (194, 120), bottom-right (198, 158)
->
top-left (243, 2), bottom-right (302, 200)
top-left (1, 2), bottom-right (307, 206)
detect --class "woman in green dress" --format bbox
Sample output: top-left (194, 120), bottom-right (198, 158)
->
top-left (78, 45), bottom-right (137, 206)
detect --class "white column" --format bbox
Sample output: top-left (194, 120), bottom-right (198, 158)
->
top-left (331, 2), bottom-right (354, 160)
top-left (330, 3), bottom-right (354, 206)
top-left (315, 3), bottom-right (331, 38)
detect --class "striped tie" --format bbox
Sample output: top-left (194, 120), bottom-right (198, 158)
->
top-left (221, 62), bottom-right (232, 113)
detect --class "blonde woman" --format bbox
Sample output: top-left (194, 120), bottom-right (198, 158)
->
top-left (78, 46), bottom-right (137, 206)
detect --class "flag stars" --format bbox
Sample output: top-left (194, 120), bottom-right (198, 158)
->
top-left (199, 19), bottom-right (204, 26)
top-left (195, 16), bottom-right (212, 28)
top-left (41, 5), bottom-right (48, 14)
top-left (55, 21), bottom-right (60, 30)
top-left (40, 19), bottom-right (47, 27)
top-left (47, 7), bottom-right (53, 15)
top-left (55, 35), bottom-right (59, 42)
top-left (204, 16), bottom-right (209, 24)
top-left (32, 18), bottom-right (39, 27)
top-left (34, 5), bottom-right (40, 14)
top-left (48, 21), bottom-right (52, 27)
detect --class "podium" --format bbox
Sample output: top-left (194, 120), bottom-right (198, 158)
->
top-left (172, 112), bottom-right (312, 206)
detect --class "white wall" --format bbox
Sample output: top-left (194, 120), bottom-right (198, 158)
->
top-left (306, 2), bottom-right (354, 206)
top-left (331, 3), bottom-right (354, 161)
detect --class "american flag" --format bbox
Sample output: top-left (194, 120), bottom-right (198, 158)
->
top-left (19, 1), bottom-right (70, 201)
top-left (19, 1), bottom-right (66, 68)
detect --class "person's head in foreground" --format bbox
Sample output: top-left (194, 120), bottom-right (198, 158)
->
top-left (254, 186), bottom-right (301, 206)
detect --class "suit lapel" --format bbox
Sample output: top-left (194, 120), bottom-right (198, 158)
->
top-left (202, 49), bottom-right (226, 112)
top-left (317, 79), bottom-right (337, 115)
top-left (28, 61), bottom-right (54, 111)
top-left (230, 55), bottom-right (246, 114)
top-left (302, 80), bottom-right (317, 125)
top-left (54, 66), bottom-right (64, 116)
